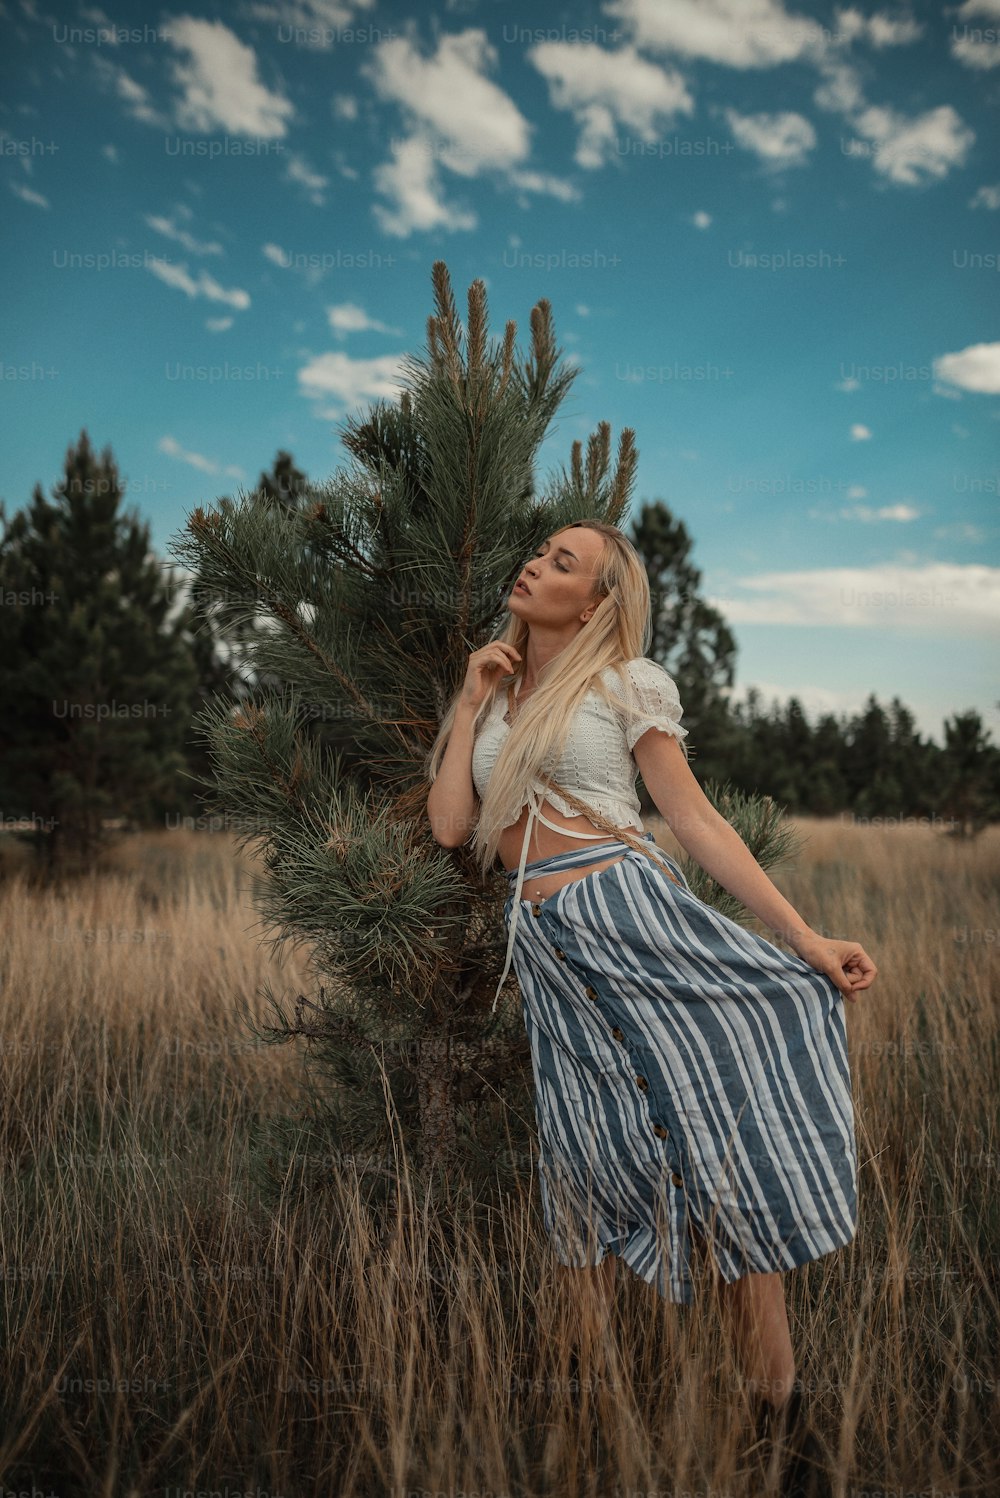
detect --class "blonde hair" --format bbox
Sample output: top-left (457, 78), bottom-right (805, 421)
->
top-left (425, 519), bottom-right (691, 882)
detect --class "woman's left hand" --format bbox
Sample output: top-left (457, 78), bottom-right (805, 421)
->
top-left (788, 932), bottom-right (877, 1002)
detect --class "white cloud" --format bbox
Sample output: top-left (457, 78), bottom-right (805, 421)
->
top-left (846, 484), bottom-right (867, 498)
top-left (934, 341), bottom-right (1000, 394)
top-left (298, 349), bottom-right (409, 415)
top-left (10, 180), bottom-right (50, 209)
top-left (831, 8), bottom-right (923, 47)
top-left (333, 152), bottom-right (360, 182)
top-left (812, 57), bottom-right (865, 114)
top-left (332, 93), bottom-right (359, 120)
top-left (835, 376), bottom-right (861, 392)
top-left (850, 423), bottom-right (872, 440)
top-left (364, 28), bottom-right (531, 173)
top-left (158, 435), bottom-right (244, 478)
top-left (845, 103), bottom-right (975, 185)
top-left (371, 135), bottom-right (477, 236)
top-left (507, 167), bottom-right (581, 202)
top-left (709, 562), bottom-right (999, 636)
top-left (92, 21), bottom-right (295, 137)
top-left (205, 316), bottom-right (233, 332)
top-left (527, 40), bottom-right (694, 168)
top-left (949, 0), bottom-right (1000, 68)
top-left (933, 521), bottom-right (986, 545)
top-left (147, 257), bottom-right (251, 309)
top-left (102, 143), bottom-right (119, 163)
top-left (692, 209), bottom-right (712, 229)
top-left (840, 502), bottom-right (920, 522)
top-left (144, 211), bottom-right (223, 255)
top-left (969, 183), bottom-right (1000, 209)
top-left (362, 27), bottom-right (580, 231)
top-left (162, 16), bottom-right (295, 137)
top-left (327, 302), bottom-right (401, 335)
top-left (603, 0), bottom-right (828, 68)
top-left (285, 151), bottom-right (329, 205)
top-left (244, 0), bottom-right (376, 49)
top-left (808, 16), bottom-right (974, 191)
top-left (958, 38), bottom-right (1000, 65)
top-left (92, 56), bottom-right (170, 129)
top-left (112, 68), bottom-right (165, 125)
top-left (576, 303), bottom-right (591, 316)
top-left (361, 25), bottom-right (676, 220)
top-left (261, 240), bottom-right (334, 288)
top-left (722, 107), bottom-right (816, 166)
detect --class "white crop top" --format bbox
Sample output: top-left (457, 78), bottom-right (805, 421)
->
top-left (470, 656), bottom-right (689, 1009)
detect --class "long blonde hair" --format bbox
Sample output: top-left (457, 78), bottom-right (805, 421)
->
top-left (425, 519), bottom-right (691, 881)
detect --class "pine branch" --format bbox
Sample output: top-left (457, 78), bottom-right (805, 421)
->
top-left (498, 321), bottom-right (516, 395)
top-left (431, 261), bottom-right (464, 392)
top-left (467, 279), bottom-right (486, 386)
top-left (570, 440), bottom-right (583, 491)
top-left (607, 428), bottom-right (638, 523)
top-left (585, 421), bottom-right (610, 498)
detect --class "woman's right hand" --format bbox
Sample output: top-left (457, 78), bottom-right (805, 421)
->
top-left (460, 642), bottom-right (521, 710)
top-left (788, 930), bottom-right (878, 1002)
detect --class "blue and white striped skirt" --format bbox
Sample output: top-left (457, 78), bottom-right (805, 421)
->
top-left (502, 831), bottom-right (859, 1305)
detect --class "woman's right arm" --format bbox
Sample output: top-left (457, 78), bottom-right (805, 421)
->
top-left (426, 700), bottom-right (482, 848)
top-left (426, 642), bottom-right (521, 848)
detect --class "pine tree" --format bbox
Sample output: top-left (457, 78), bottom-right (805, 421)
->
top-left (0, 431), bottom-right (200, 871)
top-left (810, 714), bottom-right (851, 816)
top-left (886, 698), bottom-right (931, 819)
top-left (629, 499), bottom-right (738, 788)
top-left (181, 451), bottom-right (316, 730)
top-left (939, 711), bottom-right (999, 837)
top-left (257, 450), bottom-right (310, 512)
top-left (166, 263), bottom-right (807, 1223)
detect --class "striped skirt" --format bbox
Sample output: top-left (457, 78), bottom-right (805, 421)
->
top-left (502, 831), bottom-right (859, 1305)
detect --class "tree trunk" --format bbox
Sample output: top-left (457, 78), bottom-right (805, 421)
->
top-left (416, 1036), bottom-right (458, 1171)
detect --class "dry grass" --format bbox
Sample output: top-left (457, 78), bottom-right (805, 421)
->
top-left (0, 819), bottom-right (997, 1497)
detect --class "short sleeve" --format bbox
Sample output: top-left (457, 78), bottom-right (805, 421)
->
top-left (615, 658), bottom-right (689, 754)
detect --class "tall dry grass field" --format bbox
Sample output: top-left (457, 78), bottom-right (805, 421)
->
top-left (1, 819), bottom-right (997, 1496)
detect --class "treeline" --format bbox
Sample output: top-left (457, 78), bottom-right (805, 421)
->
top-left (704, 690), bottom-right (997, 833)
top-left (0, 429), bottom-right (995, 873)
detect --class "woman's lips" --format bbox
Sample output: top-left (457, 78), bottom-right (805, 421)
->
top-left (515, 581), bottom-right (530, 594)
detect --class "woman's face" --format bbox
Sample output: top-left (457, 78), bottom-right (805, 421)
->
top-left (509, 527), bottom-right (607, 628)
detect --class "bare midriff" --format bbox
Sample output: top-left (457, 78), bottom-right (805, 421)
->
top-left (499, 795), bottom-right (639, 902)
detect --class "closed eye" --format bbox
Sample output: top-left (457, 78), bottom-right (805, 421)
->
top-left (533, 549), bottom-right (568, 572)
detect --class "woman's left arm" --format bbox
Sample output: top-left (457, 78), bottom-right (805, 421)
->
top-left (633, 731), bottom-right (878, 1002)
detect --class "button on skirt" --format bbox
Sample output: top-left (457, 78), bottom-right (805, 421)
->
top-left (502, 832), bottom-right (859, 1305)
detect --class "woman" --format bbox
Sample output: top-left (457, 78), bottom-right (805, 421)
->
top-left (425, 519), bottom-right (876, 1488)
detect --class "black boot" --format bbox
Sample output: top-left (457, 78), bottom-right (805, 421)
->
top-left (751, 1387), bottom-right (833, 1497)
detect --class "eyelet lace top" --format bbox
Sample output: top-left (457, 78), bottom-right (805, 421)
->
top-left (471, 656), bottom-right (689, 1008)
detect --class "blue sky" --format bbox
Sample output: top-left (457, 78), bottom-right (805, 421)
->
top-left (2, 0), bottom-right (998, 747)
